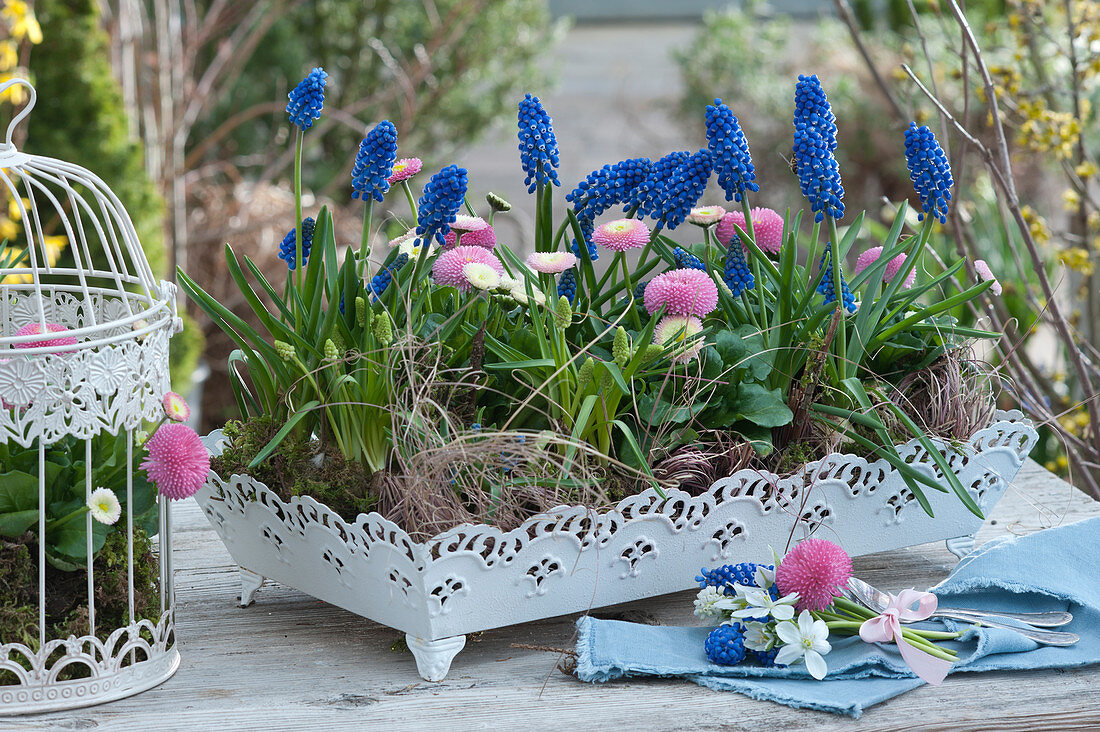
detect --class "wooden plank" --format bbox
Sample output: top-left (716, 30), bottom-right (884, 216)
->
top-left (11, 459), bottom-right (1098, 731)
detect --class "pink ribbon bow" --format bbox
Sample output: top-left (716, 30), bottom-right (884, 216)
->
top-left (859, 588), bottom-right (952, 686)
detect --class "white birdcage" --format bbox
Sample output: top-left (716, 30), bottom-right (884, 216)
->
top-left (0, 80), bottom-right (180, 714)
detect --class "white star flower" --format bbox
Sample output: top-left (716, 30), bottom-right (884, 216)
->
top-left (775, 610), bottom-right (832, 680)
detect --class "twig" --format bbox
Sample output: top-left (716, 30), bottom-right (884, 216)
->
top-left (831, 0), bottom-right (908, 122)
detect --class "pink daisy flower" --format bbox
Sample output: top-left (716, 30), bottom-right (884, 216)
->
top-left (443, 216), bottom-right (496, 249)
top-left (715, 208), bottom-right (784, 255)
top-left (526, 251), bottom-right (577, 274)
top-left (432, 245), bottom-right (504, 293)
top-left (591, 219), bottom-right (650, 252)
top-left (853, 246), bottom-right (916, 289)
top-left (387, 157), bottom-right (422, 184)
top-left (162, 391), bottom-right (191, 423)
top-left (140, 423), bottom-right (211, 501)
top-left (14, 322), bottom-right (78, 350)
top-left (776, 538), bottom-right (854, 612)
top-left (974, 259), bottom-right (1002, 296)
top-left (643, 269), bottom-right (719, 318)
top-left (653, 315), bottom-right (705, 363)
top-left (687, 205), bottom-right (726, 226)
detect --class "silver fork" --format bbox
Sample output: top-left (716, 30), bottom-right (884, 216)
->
top-left (846, 577), bottom-right (1079, 647)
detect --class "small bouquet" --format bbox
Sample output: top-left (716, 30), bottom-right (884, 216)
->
top-left (694, 539), bottom-right (960, 683)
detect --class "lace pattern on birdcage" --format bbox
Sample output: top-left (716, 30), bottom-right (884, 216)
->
top-left (0, 287), bottom-right (174, 447)
top-left (198, 411), bottom-right (1036, 580)
top-left (0, 609), bottom-right (177, 713)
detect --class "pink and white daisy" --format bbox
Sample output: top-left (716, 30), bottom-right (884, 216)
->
top-left (853, 246), bottom-right (916, 289)
top-left (162, 391), bottom-right (191, 423)
top-left (687, 205), bottom-right (726, 227)
top-left (387, 157), bottom-right (423, 184)
top-left (974, 259), bottom-right (1002, 296)
top-left (643, 269), bottom-right (719, 318)
top-left (388, 229), bottom-right (417, 249)
top-left (776, 538), bottom-right (853, 612)
top-left (653, 315), bottom-right (705, 363)
top-left (14, 322), bottom-right (78, 350)
top-left (140, 423), bottom-right (211, 501)
top-left (443, 216), bottom-right (496, 249)
top-left (432, 245), bottom-right (505, 293)
top-left (526, 251), bottom-right (577, 274)
top-left (591, 218), bottom-right (650, 252)
top-left (715, 208), bottom-right (784, 254)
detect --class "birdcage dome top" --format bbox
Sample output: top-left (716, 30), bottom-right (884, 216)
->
top-left (0, 78), bottom-right (176, 446)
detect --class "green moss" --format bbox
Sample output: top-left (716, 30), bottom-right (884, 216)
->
top-left (0, 529), bottom-right (161, 686)
top-left (213, 417), bottom-right (375, 521)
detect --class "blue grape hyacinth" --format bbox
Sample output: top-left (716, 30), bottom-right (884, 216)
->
top-left (416, 165), bottom-right (469, 246)
top-left (794, 74), bottom-right (838, 151)
top-left (706, 98), bottom-right (759, 203)
top-left (277, 216), bottom-right (316, 270)
top-left (705, 623), bottom-right (747, 666)
top-left (696, 563), bottom-right (775, 596)
top-left (904, 122), bottom-right (954, 224)
top-left (351, 120), bottom-right (398, 203)
top-left (286, 68), bottom-right (327, 131)
top-left (567, 157), bottom-right (652, 220)
top-left (369, 253), bottom-right (409, 298)
top-left (570, 216), bottom-right (598, 262)
top-left (793, 75), bottom-right (845, 222)
top-left (816, 243), bottom-right (857, 313)
top-left (631, 150), bottom-right (689, 219)
top-left (674, 246), bottom-right (706, 271)
top-left (723, 240), bottom-right (755, 297)
top-left (652, 149), bottom-right (713, 230)
top-left (517, 93), bottom-right (561, 193)
top-left (566, 157), bottom-right (652, 261)
top-left (557, 269), bottom-right (577, 304)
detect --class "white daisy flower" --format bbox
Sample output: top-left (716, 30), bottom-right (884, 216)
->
top-left (87, 487), bottom-right (122, 526)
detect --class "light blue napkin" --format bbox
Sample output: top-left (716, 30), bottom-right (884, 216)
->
top-left (575, 516), bottom-right (1100, 718)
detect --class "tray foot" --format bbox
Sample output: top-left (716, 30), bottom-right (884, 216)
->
top-left (240, 567), bottom-right (265, 606)
top-left (946, 534), bottom-right (976, 559)
top-left (406, 634), bottom-right (466, 682)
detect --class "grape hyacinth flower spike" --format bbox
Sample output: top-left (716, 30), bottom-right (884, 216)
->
top-left (792, 74), bottom-right (845, 223)
top-left (705, 98), bottom-right (759, 203)
top-left (286, 67), bottom-right (327, 131)
top-left (632, 151), bottom-right (689, 220)
top-left (416, 165), bottom-right (469, 247)
top-left (651, 149), bottom-right (713, 231)
top-left (278, 217), bottom-right (316, 270)
top-left (351, 120), bottom-right (398, 203)
top-left (904, 122), bottom-right (954, 224)
top-left (557, 269), bottom-right (577, 304)
top-left (517, 93), bottom-right (561, 193)
top-left (723, 236), bottom-right (755, 297)
top-left (816, 242), bottom-right (857, 313)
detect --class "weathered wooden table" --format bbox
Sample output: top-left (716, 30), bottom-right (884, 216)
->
top-left (12, 460), bottom-right (1099, 731)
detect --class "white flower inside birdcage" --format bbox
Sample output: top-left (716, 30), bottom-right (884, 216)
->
top-left (0, 79), bottom-right (184, 715)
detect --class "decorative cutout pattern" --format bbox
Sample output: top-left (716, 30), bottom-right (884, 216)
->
top-left (618, 537), bottom-right (658, 578)
top-left (0, 610), bottom-right (176, 712)
top-left (196, 412), bottom-right (1037, 640)
top-left (522, 555), bottom-right (565, 597)
top-left (427, 576), bottom-right (468, 617)
top-left (0, 288), bottom-right (175, 447)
